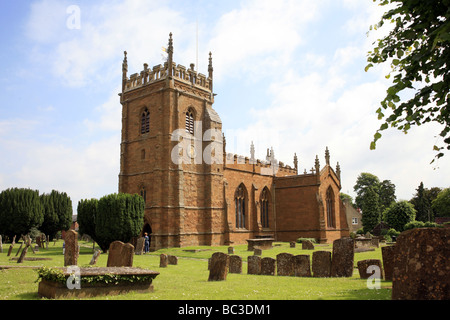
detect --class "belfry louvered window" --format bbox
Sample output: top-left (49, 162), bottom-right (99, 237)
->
top-left (185, 110), bottom-right (194, 135)
top-left (141, 108), bottom-right (150, 134)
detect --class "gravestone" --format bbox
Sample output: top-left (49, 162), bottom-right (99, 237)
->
top-left (159, 254), bottom-right (168, 268)
top-left (229, 255), bottom-right (242, 274)
top-left (208, 252), bottom-right (229, 281)
top-left (89, 250), bottom-right (101, 265)
top-left (7, 236), bottom-right (15, 257)
top-left (294, 255), bottom-right (311, 277)
top-left (228, 247), bottom-right (235, 254)
top-left (64, 230), bottom-right (79, 266)
top-left (302, 240), bottom-right (315, 250)
top-left (357, 259), bottom-right (384, 279)
top-left (15, 242), bottom-right (23, 257)
top-left (313, 250), bottom-right (332, 277)
top-left (277, 253), bottom-right (294, 276)
top-left (36, 237), bottom-right (41, 249)
top-left (392, 228), bottom-right (449, 300)
top-left (254, 248), bottom-right (262, 256)
top-left (135, 237), bottom-right (145, 255)
top-left (290, 241), bottom-right (296, 248)
top-left (260, 257), bottom-right (276, 276)
top-left (168, 255), bottom-right (178, 265)
top-left (330, 238), bottom-right (354, 277)
top-left (381, 245), bottom-right (396, 281)
top-left (106, 241), bottom-right (134, 267)
top-left (17, 239), bottom-right (31, 264)
top-left (247, 255), bottom-right (261, 275)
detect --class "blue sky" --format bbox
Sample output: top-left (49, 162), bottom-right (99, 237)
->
top-left (0, 0), bottom-right (448, 212)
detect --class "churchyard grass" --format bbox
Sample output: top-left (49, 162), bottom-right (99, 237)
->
top-left (0, 240), bottom-right (392, 300)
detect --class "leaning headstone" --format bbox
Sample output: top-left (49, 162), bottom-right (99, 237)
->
top-left (277, 253), bottom-right (295, 276)
top-left (159, 254), bottom-right (168, 268)
top-left (106, 241), bottom-right (134, 267)
top-left (381, 245), bottom-right (396, 281)
top-left (135, 237), bottom-right (145, 255)
top-left (302, 240), bottom-right (315, 250)
top-left (64, 230), bottom-right (79, 266)
top-left (331, 238), bottom-right (354, 277)
top-left (208, 252), bottom-right (229, 281)
top-left (312, 251), bottom-right (332, 277)
top-left (7, 235), bottom-right (16, 257)
top-left (357, 259), bottom-right (384, 279)
top-left (260, 257), bottom-right (276, 276)
top-left (168, 255), bottom-right (178, 265)
top-left (229, 255), bottom-right (242, 274)
top-left (247, 255), bottom-right (261, 275)
top-left (89, 250), bottom-right (101, 265)
top-left (17, 239), bottom-right (31, 264)
top-left (392, 228), bottom-right (450, 300)
top-left (294, 255), bottom-right (311, 277)
top-left (228, 247), bottom-right (235, 254)
top-left (15, 242), bottom-right (23, 257)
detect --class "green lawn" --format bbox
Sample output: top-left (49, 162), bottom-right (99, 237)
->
top-left (0, 240), bottom-right (392, 300)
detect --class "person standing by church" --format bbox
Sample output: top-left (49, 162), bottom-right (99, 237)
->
top-left (144, 233), bottom-right (150, 253)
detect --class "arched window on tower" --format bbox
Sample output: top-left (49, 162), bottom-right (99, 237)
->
top-left (185, 110), bottom-right (194, 135)
top-left (260, 187), bottom-right (270, 228)
top-left (141, 108), bottom-right (150, 134)
top-left (326, 187), bottom-right (335, 228)
top-left (235, 184), bottom-right (247, 229)
top-left (140, 186), bottom-right (147, 204)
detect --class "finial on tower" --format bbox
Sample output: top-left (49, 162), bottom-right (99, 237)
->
top-left (208, 51), bottom-right (214, 91)
top-left (122, 50), bottom-right (128, 92)
top-left (167, 33), bottom-right (173, 76)
top-left (294, 153), bottom-right (298, 173)
top-left (325, 147), bottom-right (330, 166)
top-left (315, 155), bottom-right (320, 175)
top-left (336, 162), bottom-right (341, 180)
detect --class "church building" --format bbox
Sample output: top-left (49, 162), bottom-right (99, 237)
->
top-left (118, 33), bottom-right (349, 250)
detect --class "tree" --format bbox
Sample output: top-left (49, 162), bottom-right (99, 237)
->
top-left (0, 188), bottom-right (44, 239)
top-left (431, 188), bottom-right (450, 217)
top-left (383, 200), bottom-right (416, 232)
top-left (77, 198), bottom-right (98, 240)
top-left (361, 187), bottom-right (381, 233)
top-left (379, 179), bottom-right (397, 212)
top-left (410, 182), bottom-right (442, 222)
top-left (40, 190), bottom-right (73, 240)
top-left (95, 193), bottom-right (145, 252)
top-left (354, 172), bottom-right (381, 210)
top-left (366, 0), bottom-right (450, 162)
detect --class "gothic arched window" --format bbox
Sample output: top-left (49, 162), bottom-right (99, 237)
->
top-left (260, 187), bottom-right (270, 228)
top-left (185, 110), bottom-right (194, 135)
top-left (140, 186), bottom-right (147, 204)
top-left (235, 184), bottom-right (247, 229)
top-left (326, 187), bottom-right (335, 228)
top-left (141, 108), bottom-right (150, 134)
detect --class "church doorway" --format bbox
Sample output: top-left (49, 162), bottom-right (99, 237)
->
top-left (142, 223), bottom-right (152, 250)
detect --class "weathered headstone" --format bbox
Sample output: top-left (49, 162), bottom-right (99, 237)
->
top-left (17, 239), bottom-right (31, 264)
top-left (312, 251), bottom-right (332, 277)
top-left (381, 245), bottom-right (395, 281)
top-left (229, 255), bottom-right (242, 274)
top-left (64, 230), bottom-right (79, 266)
top-left (208, 252), bottom-right (229, 281)
top-left (159, 254), bottom-right (168, 268)
top-left (89, 250), bottom-right (101, 265)
top-left (106, 241), bottom-right (134, 267)
top-left (228, 247), bottom-right (235, 254)
top-left (135, 237), bottom-right (145, 255)
top-left (253, 248), bottom-right (262, 256)
top-left (294, 255), bottom-right (311, 277)
top-left (392, 228), bottom-right (449, 300)
top-left (277, 253), bottom-right (294, 276)
top-left (247, 255), bottom-right (261, 275)
top-left (168, 255), bottom-right (178, 265)
top-left (371, 237), bottom-right (380, 248)
top-left (260, 257), bottom-right (276, 276)
top-left (331, 238), bottom-right (354, 277)
top-left (302, 240), bottom-right (315, 250)
top-left (7, 235), bottom-right (16, 257)
top-left (36, 237), bottom-right (41, 248)
top-left (15, 242), bottom-right (23, 257)
top-left (290, 241), bottom-right (296, 248)
top-left (357, 259), bottom-right (384, 279)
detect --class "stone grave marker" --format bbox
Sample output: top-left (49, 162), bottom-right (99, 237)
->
top-left (357, 259), bottom-right (384, 279)
top-left (15, 242), bottom-right (23, 257)
top-left (228, 247), bottom-right (235, 254)
top-left (159, 254), bottom-right (168, 268)
top-left (392, 228), bottom-right (449, 300)
top-left (135, 237), bottom-right (145, 255)
top-left (247, 255), bottom-right (261, 275)
top-left (106, 241), bottom-right (134, 267)
top-left (277, 253), bottom-right (294, 276)
top-left (331, 237), bottom-right (354, 277)
top-left (260, 257), bottom-right (276, 276)
top-left (294, 255), bottom-right (311, 277)
top-left (168, 255), bottom-right (178, 265)
top-left (381, 245), bottom-right (395, 281)
top-left (208, 252), bottom-right (229, 281)
top-left (290, 241), bottom-right (296, 248)
top-left (229, 255), bottom-right (242, 274)
top-left (64, 230), bottom-right (79, 266)
top-left (253, 248), bottom-right (262, 256)
top-left (17, 239), bottom-right (32, 263)
top-left (302, 240), bottom-right (315, 250)
top-left (312, 251), bottom-right (332, 277)
top-left (89, 250), bottom-right (101, 265)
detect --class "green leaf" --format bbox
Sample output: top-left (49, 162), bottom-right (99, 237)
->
top-left (365, 63), bottom-right (374, 72)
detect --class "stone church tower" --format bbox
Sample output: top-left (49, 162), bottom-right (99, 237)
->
top-left (119, 33), bottom-right (349, 250)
